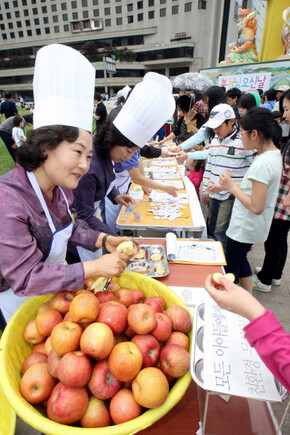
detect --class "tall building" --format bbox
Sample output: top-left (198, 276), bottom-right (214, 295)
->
top-left (0, 0), bottom-right (264, 98)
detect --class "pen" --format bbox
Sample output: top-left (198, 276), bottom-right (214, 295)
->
top-left (191, 244), bottom-right (213, 251)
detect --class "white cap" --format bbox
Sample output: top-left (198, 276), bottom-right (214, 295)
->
top-left (276, 84), bottom-right (289, 92)
top-left (33, 44), bottom-right (95, 132)
top-left (116, 85), bottom-right (131, 100)
top-left (113, 73), bottom-right (175, 148)
top-left (203, 104), bottom-right (235, 129)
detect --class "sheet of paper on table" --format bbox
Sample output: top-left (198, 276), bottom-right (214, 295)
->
top-left (149, 191), bottom-right (188, 203)
top-left (154, 179), bottom-right (184, 189)
top-left (152, 172), bottom-right (182, 180)
top-left (150, 158), bottom-right (177, 166)
top-left (203, 298), bottom-right (282, 402)
top-left (166, 232), bottom-right (226, 265)
top-left (150, 165), bottom-right (177, 173)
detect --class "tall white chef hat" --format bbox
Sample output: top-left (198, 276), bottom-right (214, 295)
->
top-left (33, 44), bottom-right (95, 132)
top-left (113, 72), bottom-right (175, 148)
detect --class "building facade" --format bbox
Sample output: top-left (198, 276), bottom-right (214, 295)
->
top-left (0, 0), bottom-right (264, 98)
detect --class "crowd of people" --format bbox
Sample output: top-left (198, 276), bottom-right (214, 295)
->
top-left (0, 44), bottom-right (289, 391)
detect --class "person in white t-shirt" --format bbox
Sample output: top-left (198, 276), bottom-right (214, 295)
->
top-left (12, 116), bottom-right (26, 148)
top-left (215, 107), bottom-right (282, 293)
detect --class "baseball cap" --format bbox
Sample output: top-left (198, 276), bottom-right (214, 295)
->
top-left (203, 104), bottom-right (235, 129)
top-left (276, 84), bottom-right (289, 92)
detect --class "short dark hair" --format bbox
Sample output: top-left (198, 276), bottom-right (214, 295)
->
top-left (272, 111), bottom-right (282, 120)
top-left (238, 93), bottom-right (256, 111)
top-left (176, 95), bottom-right (191, 113)
top-left (264, 88), bottom-right (277, 101)
top-left (22, 114), bottom-right (33, 124)
top-left (5, 92), bottom-right (12, 99)
top-left (226, 87), bottom-right (241, 100)
top-left (94, 119), bottom-right (138, 157)
top-left (13, 115), bottom-right (23, 127)
top-left (16, 125), bottom-right (79, 171)
top-left (94, 92), bottom-right (102, 101)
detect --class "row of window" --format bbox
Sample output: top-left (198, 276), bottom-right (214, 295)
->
top-left (0, 3), bottom-right (194, 22)
top-left (2, 0), bottom-right (198, 10)
top-left (0, 3), bottom-right (193, 32)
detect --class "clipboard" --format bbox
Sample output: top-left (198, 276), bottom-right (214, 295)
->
top-left (166, 232), bottom-right (227, 266)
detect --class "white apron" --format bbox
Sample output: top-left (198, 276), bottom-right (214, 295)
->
top-left (105, 170), bottom-right (131, 233)
top-left (77, 175), bottom-right (116, 261)
top-left (0, 171), bottom-right (73, 323)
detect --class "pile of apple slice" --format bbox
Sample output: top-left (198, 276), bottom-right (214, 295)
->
top-left (20, 282), bottom-right (192, 428)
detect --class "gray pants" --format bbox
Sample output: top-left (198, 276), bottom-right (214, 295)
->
top-left (207, 196), bottom-right (235, 253)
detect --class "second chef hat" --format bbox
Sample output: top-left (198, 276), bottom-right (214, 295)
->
top-left (113, 72), bottom-right (175, 148)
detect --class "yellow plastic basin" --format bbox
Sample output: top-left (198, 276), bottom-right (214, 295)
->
top-left (0, 271), bottom-right (192, 435)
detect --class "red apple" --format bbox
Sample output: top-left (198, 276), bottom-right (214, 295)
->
top-left (20, 363), bottom-right (57, 404)
top-left (151, 312), bottom-right (172, 342)
top-left (50, 321), bottom-right (83, 356)
top-left (165, 331), bottom-right (189, 351)
top-left (132, 367), bottom-right (169, 408)
top-left (165, 305), bottom-right (192, 333)
top-left (88, 359), bottom-right (122, 400)
top-left (131, 288), bottom-right (146, 304)
top-left (49, 291), bottom-right (74, 315)
top-left (21, 352), bottom-right (48, 376)
top-left (211, 272), bottom-right (224, 286)
top-left (47, 349), bottom-right (62, 378)
top-left (57, 351), bottom-right (92, 388)
top-left (31, 342), bottom-right (46, 354)
top-left (107, 280), bottom-right (121, 293)
top-left (144, 299), bottom-right (163, 313)
top-left (47, 382), bottom-right (89, 424)
top-left (131, 334), bottom-right (160, 367)
top-left (124, 324), bottom-right (136, 339)
top-left (44, 335), bottom-right (53, 356)
top-left (110, 388), bottom-right (142, 424)
top-left (68, 291), bottom-right (100, 323)
top-left (116, 240), bottom-right (138, 257)
top-left (96, 290), bottom-right (116, 304)
top-left (83, 278), bottom-right (96, 290)
top-left (114, 288), bottom-right (134, 308)
top-left (36, 301), bottom-right (51, 316)
top-left (80, 396), bottom-right (111, 428)
top-left (24, 319), bottom-right (46, 344)
top-left (35, 309), bottom-right (63, 336)
top-left (145, 296), bottom-right (166, 311)
top-left (108, 342), bottom-right (143, 382)
top-left (160, 344), bottom-right (190, 378)
top-left (127, 303), bottom-right (156, 335)
top-left (97, 301), bottom-right (128, 335)
top-left (80, 322), bottom-right (114, 360)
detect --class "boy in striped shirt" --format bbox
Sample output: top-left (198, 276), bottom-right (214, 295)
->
top-left (202, 103), bottom-right (255, 252)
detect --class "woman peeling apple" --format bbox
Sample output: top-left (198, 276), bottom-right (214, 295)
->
top-left (0, 45), bottom-right (137, 324)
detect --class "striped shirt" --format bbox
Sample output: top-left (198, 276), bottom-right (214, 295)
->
top-left (202, 128), bottom-right (256, 200)
top-left (273, 169), bottom-right (290, 221)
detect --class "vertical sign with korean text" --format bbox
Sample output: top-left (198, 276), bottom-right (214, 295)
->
top-left (203, 302), bottom-right (282, 401)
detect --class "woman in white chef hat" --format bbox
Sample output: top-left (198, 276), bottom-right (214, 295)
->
top-left (0, 44), bottom-right (133, 325)
top-left (73, 72), bottom-right (176, 255)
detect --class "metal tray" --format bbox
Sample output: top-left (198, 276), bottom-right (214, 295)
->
top-left (190, 303), bottom-right (288, 400)
top-left (126, 244), bottom-right (169, 278)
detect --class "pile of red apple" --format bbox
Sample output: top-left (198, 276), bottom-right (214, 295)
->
top-left (20, 281), bottom-right (192, 428)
